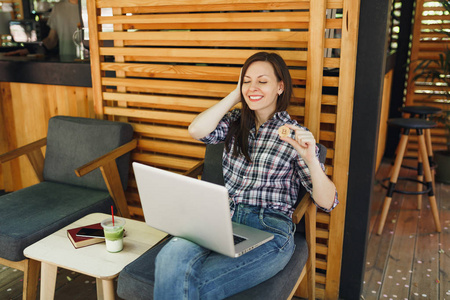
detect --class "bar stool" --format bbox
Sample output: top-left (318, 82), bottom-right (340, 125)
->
top-left (377, 118), bottom-right (441, 235)
top-left (401, 105), bottom-right (442, 166)
top-left (400, 105), bottom-right (442, 204)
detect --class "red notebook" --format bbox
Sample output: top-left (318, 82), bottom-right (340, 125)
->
top-left (67, 223), bottom-right (104, 249)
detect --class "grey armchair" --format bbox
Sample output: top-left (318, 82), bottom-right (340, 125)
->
top-left (0, 115), bottom-right (137, 300)
top-left (117, 143), bottom-right (326, 299)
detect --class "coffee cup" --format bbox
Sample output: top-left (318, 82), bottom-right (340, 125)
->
top-left (101, 217), bottom-right (125, 252)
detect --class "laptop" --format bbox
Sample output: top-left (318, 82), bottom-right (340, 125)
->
top-left (133, 162), bottom-right (274, 258)
top-left (9, 19), bottom-right (49, 45)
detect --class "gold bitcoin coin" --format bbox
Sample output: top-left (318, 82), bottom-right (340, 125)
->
top-left (278, 125), bottom-right (290, 138)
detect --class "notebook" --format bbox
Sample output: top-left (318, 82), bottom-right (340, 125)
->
top-left (133, 162), bottom-right (274, 258)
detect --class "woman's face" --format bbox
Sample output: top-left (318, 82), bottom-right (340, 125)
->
top-left (241, 61), bottom-right (284, 121)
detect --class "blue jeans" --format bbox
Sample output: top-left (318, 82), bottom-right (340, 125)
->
top-left (154, 204), bottom-right (296, 300)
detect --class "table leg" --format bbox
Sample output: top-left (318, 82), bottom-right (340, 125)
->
top-left (96, 278), bottom-right (115, 300)
top-left (40, 262), bottom-right (57, 300)
top-left (96, 278), bottom-right (104, 299)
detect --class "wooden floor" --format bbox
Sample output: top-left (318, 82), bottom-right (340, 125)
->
top-left (0, 267), bottom-right (120, 300)
top-left (362, 160), bottom-right (450, 300)
top-left (0, 160), bottom-right (448, 299)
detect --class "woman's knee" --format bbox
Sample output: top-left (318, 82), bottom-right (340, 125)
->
top-left (156, 237), bottom-right (209, 274)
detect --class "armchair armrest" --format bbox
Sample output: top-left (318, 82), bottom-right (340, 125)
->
top-left (184, 160), bottom-right (204, 179)
top-left (75, 139), bottom-right (138, 177)
top-left (74, 139), bottom-right (138, 218)
top-left (292, 192), bottom-right (314, 224)
top-left (0, 138), bottom-right (47, 182)
top-left (292, 192), bottom-right (316, 299)
top-left (0, 138), bottom-right (47, 163)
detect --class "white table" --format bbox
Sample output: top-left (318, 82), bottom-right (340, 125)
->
top-left (24, 213), bottom-right (168, 300)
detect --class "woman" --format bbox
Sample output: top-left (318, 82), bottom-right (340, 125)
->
top-left (154, 52), bottom-right (338, 300)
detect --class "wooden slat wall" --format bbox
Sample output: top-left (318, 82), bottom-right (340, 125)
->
top-left (405, 0), bottom-right (449, 155)
top-left (0, 82), bottom-right (94, 191)
top-left (86, 0), bottom-right (360, 297)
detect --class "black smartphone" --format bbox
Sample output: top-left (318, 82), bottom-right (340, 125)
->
top-left (76, 227), bottom-right (105, 238)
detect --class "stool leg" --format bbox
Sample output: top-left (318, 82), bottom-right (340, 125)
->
top-left (425, 128), bottom-right (436, 192)
top-left (377, 133), bottom-right (409, 235)
top-left (417, 147), bottom-right (423, 210)
top-left (418, 133), bottom-right (441, 233)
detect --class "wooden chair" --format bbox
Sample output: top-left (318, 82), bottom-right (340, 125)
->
top-left (0, 116), bottom-right (137, 300)
top-left (117, 143), bottom-right (326, 299)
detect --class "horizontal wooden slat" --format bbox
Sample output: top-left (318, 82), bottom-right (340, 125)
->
top-left (316, 273), bottom-right (326, 284)
top-left (323, 76), bottom-right (339, 87)
top-left (138, 139), bottom-right (205, 159)
top-left (133, 152), bottom-right (200, 171)
top-left (326, 18), bottom-right (343, 29)
top-left (324, 57), bottom-right (340, 69)
top-left (317, 228), bottom-right (329, 239)
top-left (101, 31), bottom-right (308, 48)
top-left (99, 48), bottom-right (308, 66)
top-left (327, 0), bottom-right (344, 9)
top-left (103, 92), bottom-right (220, 112)
top-left (325, 38), bottom-right (341, 49)
top-left (123, 3), bottom-right (310, 14)
top-left (417, 52), bottom-right (445, 60)
top-left (101, 63), bottom-right (240, 82)
top-left (316, 288), bottom-right (325, 299)
top-left (317, 244), bottom-right (328, 255)
top-left (104, 106), bottom-right (196, 126)
top-left (131, 123), bottom-right (200, 143)
top-left (317, 211), bottom-right (331, 224)
top-left (325, 165), bottom-right (334, 176)
top-left (322, 95), bottom-right (338, 105)
top-left (99, 11), bottom-right (310, 30)
top-left (102, 78), bottom-right (233, 97)
top-left (96, 0), bottom-right (309, 10)
top-left (419, 32), bottom-right (449, 40)
top-left (319, 131), bottom-right (336, 142)
top-left (420, 14), bottom-right (450, 21)
top-left (326, 149), bottom-right (335, 159)
top-left (320, 113), bottom-right (337, 124)
top-left (316, 258), bottom-right (327, 270)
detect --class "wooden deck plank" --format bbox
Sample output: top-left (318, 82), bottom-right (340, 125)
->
top-left (409, 192), bottom-right (440, 299)
top-left (362, 165), bottom-right (411, 298)
top-left (0, 265), bottom-right (22, 299)
top-left (378, 182), bottom-right (419, 299)
top-left (367, 162), bottom-right (391, 234)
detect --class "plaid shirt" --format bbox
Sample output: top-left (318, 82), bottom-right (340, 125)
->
top-left (201, 109), bottom-right (338, 218)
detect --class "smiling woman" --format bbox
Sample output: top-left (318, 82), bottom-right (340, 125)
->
top-left (158, 52), bottom-right (339, 299)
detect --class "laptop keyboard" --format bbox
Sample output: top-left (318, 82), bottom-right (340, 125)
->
top-left (233, 234), bottom-right (247, 245)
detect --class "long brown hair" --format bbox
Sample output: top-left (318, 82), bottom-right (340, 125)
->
top-left (225, 52), bottom-right (293, 161)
